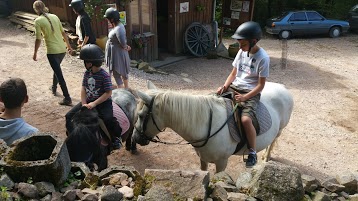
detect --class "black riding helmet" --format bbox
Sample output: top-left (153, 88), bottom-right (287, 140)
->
top-left (232, 21), bottom-right (262, 56)
top-left (232, 21), bottom-right (262, 40)
top-left (69, 0), bottom-right (84, 13)
top-left (103, 7), bottom-right (120, 21)
top-left (79, 44), bottom-right (104, 62)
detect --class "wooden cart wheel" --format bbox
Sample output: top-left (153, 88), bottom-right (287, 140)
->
top-left (184, 22), bottom-right (211, 57)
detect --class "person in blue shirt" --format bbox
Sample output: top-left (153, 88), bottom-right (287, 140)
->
top-left (0, 78), bottom-right (38, 145)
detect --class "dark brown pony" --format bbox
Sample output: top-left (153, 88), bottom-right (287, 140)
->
top-left (65, 88), bottom-right (137, 171)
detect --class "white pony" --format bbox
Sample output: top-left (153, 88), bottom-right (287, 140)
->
top-left (133, 81), bottom-right (294, 172)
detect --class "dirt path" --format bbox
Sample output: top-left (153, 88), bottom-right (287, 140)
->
top-left (0, 18), bottom-right (357, 182)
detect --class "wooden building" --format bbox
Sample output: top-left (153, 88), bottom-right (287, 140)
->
top-left (9, 0), bottom-right (226, 62)
top-left (221, 0), bottom-right (256, 30)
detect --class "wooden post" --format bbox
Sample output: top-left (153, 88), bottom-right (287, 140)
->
top-left (250, 0), bottom-right (255, 21)
top-left (61, 0), bottom-right (69, 22)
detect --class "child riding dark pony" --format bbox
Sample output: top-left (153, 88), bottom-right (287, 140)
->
top-left (65, 44), bottom-right (122, 150)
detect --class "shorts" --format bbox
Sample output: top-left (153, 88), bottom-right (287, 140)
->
top-left (228, 85), bottom-right (261, 121)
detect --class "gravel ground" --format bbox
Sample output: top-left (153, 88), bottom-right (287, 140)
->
top-left (0, 18), bottom-right (357, 182)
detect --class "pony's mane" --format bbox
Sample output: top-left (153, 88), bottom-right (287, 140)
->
top-left (150, 90), bottom-right (225, 131)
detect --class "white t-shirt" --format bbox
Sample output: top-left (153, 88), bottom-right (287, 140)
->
top-left (232, 48), bottom-right (270, 90)
top-left (76, 16), bottom-right (83, 41)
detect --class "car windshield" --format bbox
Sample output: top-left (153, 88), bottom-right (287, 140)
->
top-left (272, 12), bottom-right (289, 20)
top-left (350, 4), bottom-right (358, 12)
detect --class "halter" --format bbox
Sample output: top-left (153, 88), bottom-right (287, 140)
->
top-left (135, 96), bottom-right (165, 141)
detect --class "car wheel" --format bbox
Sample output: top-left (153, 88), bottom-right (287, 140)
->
top-left (279, 30), bottom-right (291, 39)
top-left (329, 26), bottom-right (341, 38)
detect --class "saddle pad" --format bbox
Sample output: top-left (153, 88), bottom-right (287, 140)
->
top-left (225, 99), bottom-right (272, 141)
top-left (112, 102), bottom-right (130, 135)
top-left (225, 100), bottom-right (241, 142)
top-left (256, 102), bottom-right (272, 136)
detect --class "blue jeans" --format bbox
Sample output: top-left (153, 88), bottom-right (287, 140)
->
top-left (47, 53), bottom-right (71, 100)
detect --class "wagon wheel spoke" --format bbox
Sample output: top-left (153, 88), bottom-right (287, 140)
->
top-left (185, 22), bottom-right (212, 57)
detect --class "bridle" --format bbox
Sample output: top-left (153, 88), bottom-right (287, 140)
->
top-left (134, 95), bottom-right (165, 142)
top-left (134, 94), bottom-right (240, 148)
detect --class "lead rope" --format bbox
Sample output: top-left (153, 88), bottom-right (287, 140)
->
top-left (149, 102), bottom-right (240, 147)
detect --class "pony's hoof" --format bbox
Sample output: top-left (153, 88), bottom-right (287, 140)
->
top-left (130, 149), bottom-right (138, 155)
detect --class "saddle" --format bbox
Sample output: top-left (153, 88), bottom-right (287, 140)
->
top-left (220, 89), bottom-right (272, 154)
top-left (98, 102), bottom-right (131, 142)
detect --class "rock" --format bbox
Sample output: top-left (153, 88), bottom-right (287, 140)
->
top-left (138, 62), bottom-right (150, 70)
top-left (17, 182), bottom-right (38, 199)
top-left (0, 133), bottom-right (71, 186)
top-left (180, 73), bottom-right (189, 77)
top-left (336, 171), bottom-right (358, 194)
top-left (0, 139), bottom-right (8, 155)
top-left (51, 192), bottom-right (63, 201)
top-left (130, 60), bottom-right (139, 68)
top-left (302, 174), bottom-right (320, 193)
top-left (144, 169), bottom-right (209, 200)
top-left (81, 193), bottom-right (98, 201)
top-left (98, 165), bottom-right (141, 181)
top-left (144, 185), bottom-right (174, 201)
top-left (302, 194), bottom-right (312, 201)
top-left (63, 189), bottom-right (77, 201)
top-left (247, 161), bottom-right (304, 201)
top-left (0, 174), bottom-right (15, 190)
top-left (311, 191), bottom-right (330, 201)
top-left (227, 192), bottom-right (249, 201)
top-left (81, 188), bottom-right (99, 195)
top-left (213, 181), bottom-right (238, 193)
top-left (322, 179), bottom-right (345, 193)
top-left (100, 185), bottom-right (123, 201)
top-left (118, 186), bottom-right (133, 199)
top-left (350, 194), bottom-right (358, 201)
top-left (34, 182), bottom-right (55, 197)
top-left (212, 171), bottom-right (235, 186)
top-left (40, 194), bottom-right (52, 201)
top-left (210, 184), bottom-right (228, 201)
top-left (80, 172), bottom-right (99, 189)
top-left (235, 171), bottom-right (252, 191)
top-left (74, 189), bottom-right (84, 199)
top-left (182, 77), bottom-right (193, 83)
top-left (108, 172), bottom-right (128, 186)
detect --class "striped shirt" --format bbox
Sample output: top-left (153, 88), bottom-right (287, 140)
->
top-left (82, 68), bottom-right (112, 102)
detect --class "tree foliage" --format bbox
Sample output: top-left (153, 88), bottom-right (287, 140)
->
top-left (215, 0), bottom-right (357, 28)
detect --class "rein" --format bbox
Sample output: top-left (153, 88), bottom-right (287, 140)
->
top-left (143, 101), bottom-right (240, 148)
top-left (135, 96), bottom-right (165, 141)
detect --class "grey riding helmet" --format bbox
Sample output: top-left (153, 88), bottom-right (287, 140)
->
top-left (79, 44), bottom-right (104, 62)
top-left (69, 0), bottom-right (84, 12)
top-left (103, 7), bottom-right (120, 21)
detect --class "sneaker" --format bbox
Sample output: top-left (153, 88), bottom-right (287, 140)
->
top-left (49, 86), bottom-right (57, 96)
top-left (112, 137), bottom-right (122, 150)
top-left (245, 153), bottom-right (257, 168)
top-left (58, 98), bottom-right (72, 106)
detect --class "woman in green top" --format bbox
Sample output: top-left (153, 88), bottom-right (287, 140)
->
top-left (32, 0), bottom-right (73, 106)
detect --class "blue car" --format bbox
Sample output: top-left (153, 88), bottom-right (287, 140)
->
top-left (347, 4), bottom-right (358, 31)
top-left (265, 10), bottom-right (350, 39)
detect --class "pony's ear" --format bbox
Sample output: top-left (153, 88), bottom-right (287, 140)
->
top-left (137, 91), bottom-right (152, 105)
top-left (147, 80), bottom-right (158, 90)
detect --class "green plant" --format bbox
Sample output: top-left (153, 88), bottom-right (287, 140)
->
top-left (63, 171), bottom-right (82, 187)
top-left (0, 186), bottom-right (10, 200)
top-left (84, 0), bottom-right (108, 20)
top-left (27, 177), bottom-right (33, 184)
top-left (196, 4), bottom-right (205, 11)
top-left (131, 32), bottom-right (147, 49)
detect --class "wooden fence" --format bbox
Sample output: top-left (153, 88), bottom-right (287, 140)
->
top-left (9, 0), bottom-right (114, 37)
